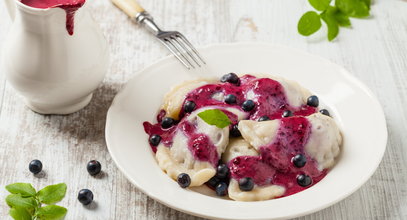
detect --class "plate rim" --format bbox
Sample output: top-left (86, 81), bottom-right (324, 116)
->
top-left (105, 42), bottom-right (388, 220)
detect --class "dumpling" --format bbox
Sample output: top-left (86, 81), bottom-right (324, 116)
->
top-left (221, 138), bottom-right (258, 163)
top-left (155, 107), bottom-right (229, 186)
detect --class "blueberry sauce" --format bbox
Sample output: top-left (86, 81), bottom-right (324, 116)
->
top-left (20, 0), bottom-right (85, 35)
top-left (143, 74), bottom-right (322, 198)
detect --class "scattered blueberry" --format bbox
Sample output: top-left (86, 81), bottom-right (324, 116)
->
top-left (230, 124), bottom-right (241, 137)
top-left (177, 173), bottom-right (191, 188)
top-left (87, 160), bottom-right (102, 176)
top-left (215, 182), bottom-right (228, 196)
top-left (258, 116), bottom-right (270, 122)
top-left (224, 94), bottom-right (237, 104)
top-left (216, 164), bottom-right (229, 179)
top-left (307, 95), bottom-right (319, 107)
top-left (29, 160), bottom-right (42, 174)
top-left (238, 177), bottom-right (254, 191)
top-left (149, 134), bottom-right (162, 146)
top-left (78, 189), bottom-right (94, 205)
top-left (292, 154), bottom-right (307, 168)
top-left (161, 117), bottom-right (175, 129)
top-left (282, 110), bottom-right (293, 117)
top-left (242, 100), bottom-right (255, 112)
top-left (319, 109), bottom-right (330, 117)
top-left (297, 174), bottom-right (312, 187)
top-left (220, 73), bottom-right (240, 85)
top-left (184, 101), bottom-right (196, 113)
top-left (207, 176), bottom-right (220, 188)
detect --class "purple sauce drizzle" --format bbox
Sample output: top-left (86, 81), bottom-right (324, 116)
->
top-left (143, 74), bottom-right (323, 198)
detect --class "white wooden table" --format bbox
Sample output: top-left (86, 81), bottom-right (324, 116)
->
top-left (1, 0), bottom-right (406, 219)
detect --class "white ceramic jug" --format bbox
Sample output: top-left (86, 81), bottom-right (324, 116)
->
top-left (2, 0), bottom-right (109, 114)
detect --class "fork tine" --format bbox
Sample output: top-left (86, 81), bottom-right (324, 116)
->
top-left (176, 34), bottom-right (206, 64)
top-left (171, 36), bottom-right (201, 67)
top-left (160, 39), bottom-right (192, 69)
top-left (165, 38), bottom-right (195, 69)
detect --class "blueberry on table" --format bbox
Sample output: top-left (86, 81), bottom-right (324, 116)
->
top-left (29, 159), bottom-right (42, 174)
top-left (161, 117), bottom-right (175, 129)
top-left (319, 109), bottom-right (330, 117)
top-left (230, 124), bottom-right (241, 137)
top-left (207, 176), bottom-right (220, 188)
top-left (282, 110), bottom-right (293, 117)
top-left (220, 73), bottom-right (240, 85)
top-left (184, 101), bottom-right (196, 113)
top-left (292, 154), bottom-right (307, 168)
top-left (177, 173), bottom-right (191, 188)
top-left (258, 116), bottom-right (270, 122)
top-left (242, 100), bottom-right (255, 112)
top-left (297, 174), bottom-right (312, 187)
top-left (238, 177), bottom-right (254, 191)
top-left (87, 160), bottom-right (102, 176)
top-left (307, 95), bottom-right (319, 107)
top-left (149, 134), bottom-right (161, 146)
top-left (215, 182), bottom-right (228, 196)
top-left (78, 189), bottom-right (94, 205)
top-left (224, 94), bottom-right (237, 104)
top-left (216, 164), bottom-right (229, 179)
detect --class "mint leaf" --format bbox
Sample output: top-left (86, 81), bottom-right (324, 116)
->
top-left (9, 207), bottom-right (32, 220)
top-left (298, 11), bottom-right (322, 36)
top-left (6, 194), bottom-right (37, 209)
top-left (321, 7), bottom-right (340, 41)
top-left (35, 205), bottom-right (67, 220)
top-left (334, 10), bottom-right (351, 27)
top-left (308, 0), bottom-right (331, 11)
top-left (336, 0), bottom-right (370, 18)
top-left (6, 183), bottom-right (36, 197)
top-left (197, 109), bottom-right (231, 128)
top-left (37, 183), bottom-right (67, 205)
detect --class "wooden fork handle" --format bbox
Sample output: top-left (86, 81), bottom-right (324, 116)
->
top-left (111, 0), bottom-right (145, 19)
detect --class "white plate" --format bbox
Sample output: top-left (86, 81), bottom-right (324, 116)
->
top-left (105, 43), bottom-right (387, 220)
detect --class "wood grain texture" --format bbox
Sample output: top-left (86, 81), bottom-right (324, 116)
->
top-left (0, 0), bottom-right (406, 219)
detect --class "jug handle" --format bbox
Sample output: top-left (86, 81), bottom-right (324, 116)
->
top-left (4, 0), bottom-right (16, 21)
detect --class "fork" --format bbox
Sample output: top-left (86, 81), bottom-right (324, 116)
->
top-left (111, 0), bottom-right (206, 69)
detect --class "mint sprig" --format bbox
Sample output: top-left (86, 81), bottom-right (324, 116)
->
top-left (197, 109), bottom-right (231, 128)
top-left (298, 0), bottom-right (371, 41)
top-left (5, 183), bottom-right (68, 220)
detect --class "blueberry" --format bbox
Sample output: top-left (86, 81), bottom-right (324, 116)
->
top-left (177, 173), bottom-right (191, 188)
top-left (220, 73), bottom-right (240, 85)
top-left (161, 117), bottom-right (175, 129)
top-left (149, 134), bottom-right (161, 146)
top-left (307, 95), bottom-right (319, 107)
top-left (224, 94), bottom-right (237, 104)
top-left (184, 101), bottom-right (196, 113)
top-left (216, 164), bottom-right (229, 179)
top-left (319, 109), bottom-right (330, 117)
top-left (282, 110), bottom-right (293, 117)
top-left (215, 182), bottom-right (228, 196)
top-left (258, 116), bottom-right (270, 122)
top-left (292, 154), bottom-right (307, 168)
top-left (297, 174), bottom-right (312, 187)
top-left (78, 189), bottom-right (93, 205)
top-left (87, 160), bottom-right (102, 176)
top-left (238, 177), bottom-right (254, 191)
top-left (230, 124), bottom-right (241, 137)
top-left (207, 176), bottom-right (220, 188)
top-left (242, 100), bottom-right (255, 112)
top-left (29, 160), bottom-right (42, 174)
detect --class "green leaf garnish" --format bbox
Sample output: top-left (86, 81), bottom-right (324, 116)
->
top-left (197, 109), bottom-right (231, 128)
top-left (35, 205), bottom-right (67, 220)
top-left (5, 183), bottom-right (68, 220)
top-left (6, 183), bottom-right (36, 197)
top-left (298, 11), bottom-right (322, 36)
top-left (9, 207), bottom-right (32, 220)
top-left (308, 0), bottom-right (331, 11)
top-left (297, 0), bottom-right (371, 41)
top-left (37, 183), bottom-right (67, 205)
